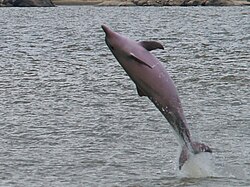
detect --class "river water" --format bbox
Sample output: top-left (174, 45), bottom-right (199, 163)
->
top-left (0, 6), bottom-right (249, 187)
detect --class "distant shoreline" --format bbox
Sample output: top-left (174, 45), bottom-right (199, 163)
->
top-left (1, 0), bottom-right (250, 7)
top-left (52, 0), bottom-right (250, 6)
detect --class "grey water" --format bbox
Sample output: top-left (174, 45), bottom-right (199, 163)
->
top-left (0, 5), bottom-right (249, 186)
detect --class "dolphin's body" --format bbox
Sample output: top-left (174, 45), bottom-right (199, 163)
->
top-left (102, 25), bottom-right (212, 169)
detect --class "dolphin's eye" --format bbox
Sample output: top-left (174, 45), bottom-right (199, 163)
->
top-left (107, 41), bottom-right (114, 50)
top-left (107, 42), bottom-right (114, 50)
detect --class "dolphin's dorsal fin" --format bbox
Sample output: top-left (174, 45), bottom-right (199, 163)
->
top-left (138, 41), bottom-right (164, 51)
top-left (136, 85), bottom-right (147, 97)
top-left (130, 53), bottom-right (153, 69)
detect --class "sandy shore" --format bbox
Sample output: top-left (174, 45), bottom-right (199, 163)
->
top-left (52, 0), bottom-right (102, 5)
top-left (52, 0), bottom-right (135, 5)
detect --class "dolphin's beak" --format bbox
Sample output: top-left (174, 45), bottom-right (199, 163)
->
top-left (101, 25), bottom-right (112, 37)
top-left (101, 25), bottom-right (119, 40)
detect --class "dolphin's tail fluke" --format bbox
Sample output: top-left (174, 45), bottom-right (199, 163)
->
top-left (179, 142), bottom-right (212, 170)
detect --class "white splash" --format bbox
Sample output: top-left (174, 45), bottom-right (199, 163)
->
top-left (179, 152), bottom-right (215, 178)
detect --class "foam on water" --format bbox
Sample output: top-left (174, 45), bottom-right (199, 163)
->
top-left (179, 152), bottom-right (215, 178)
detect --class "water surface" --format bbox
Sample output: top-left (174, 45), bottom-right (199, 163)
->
top-left (0, 6), bottom-right (249, 186)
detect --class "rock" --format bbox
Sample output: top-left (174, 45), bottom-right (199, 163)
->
top-left (204, 0), bottom-right (235, 5)
top-left (1, 0), bottom-right (54, 6)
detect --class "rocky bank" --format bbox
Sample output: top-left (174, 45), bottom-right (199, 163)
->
top-left (1, 0), bottom-right (54, 6)
top-left (52, 0), bottom-right (250, 6)
top-left (1, 0), bottom-right (250, 7)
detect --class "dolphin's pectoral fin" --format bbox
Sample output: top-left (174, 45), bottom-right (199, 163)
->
top-left (130, 53), bottom-right (153, 69)
top-left (138, 41), bottom-right (164, 51)
top-left (136, 85), bottom-right (147, 97)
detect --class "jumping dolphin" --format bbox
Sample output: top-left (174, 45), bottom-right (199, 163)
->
top-left (102, 25), bottom-right (212, 170)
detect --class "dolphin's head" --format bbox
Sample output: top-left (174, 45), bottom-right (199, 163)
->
top-left (102, 25), bottom-right (121, 52)
top-left (102, 24), bottom-right (164, 86)
top-left (101, 25), bottom-right (132, 60)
